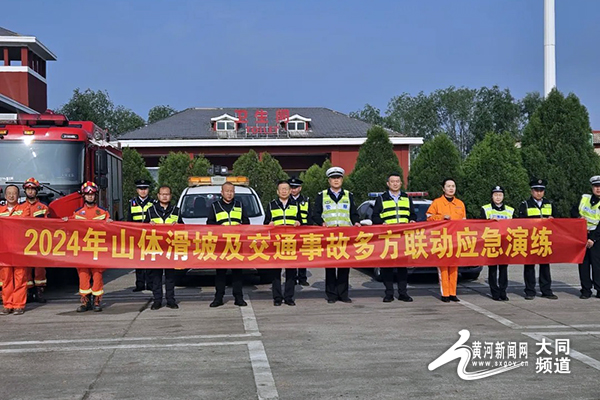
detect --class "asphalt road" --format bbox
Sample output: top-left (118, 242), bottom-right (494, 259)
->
top-left (1, 264), bottom-right (598, 400)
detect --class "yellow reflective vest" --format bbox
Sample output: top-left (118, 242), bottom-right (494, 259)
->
top-left (322, 190), bottom-right (352, 227)
top-left (579, 194), bottom-right (600, 231)
top-left (482, 204), bottom-right (514, 220)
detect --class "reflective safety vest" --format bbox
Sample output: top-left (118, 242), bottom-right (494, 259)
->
top-left (380, 196), bottom-right (411, 224)
top-left (482, 204), bottom-right (514, 220)
top-left (150, 208), bottom-right (179, 224)
top-left (525, 202), bottom-right (553, 218)
top-left (270, 201), bottom-right (299, 226)
top-left (130, 198), bottom-right (153, 222)
top-left (579, 194), bottom-right (600, 231)
top-left (73, 205), bottom-right (110, 220)
top-left (322, 190), bottom-right (352, 227)
top-left (298, 198), bottom-right (309, 225)
top-left (215, 201), bottom-right (243, 225)
top-left (0, 205), bottom-right (27, 217)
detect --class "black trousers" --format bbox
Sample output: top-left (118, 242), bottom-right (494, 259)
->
top-left (135, 268), bottom-right (151, 290)
top-left (524, 264), bottom-right (553, 297)
top-left (579, 243), bottom-right (600, 296)
top-left (381, 267), bottom-right (408, 297)
top-left (215, 269), bottom-right (243, 301)
top-left (271, 268), bottom-right (296, 301)
top-left (325, 268), bottom-right (350, 301)
top-left (296, 268), bottom-right (308, 283)
top-left (488, 265), bottom-right (508, 298)
top-left (149, 269), bottom-right (175, 303)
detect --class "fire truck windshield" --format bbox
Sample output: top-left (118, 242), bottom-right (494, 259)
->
top-left (0, 141), bottom-right (84, 186)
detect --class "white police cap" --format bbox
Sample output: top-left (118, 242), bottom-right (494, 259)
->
top-left (326, 167), bottom-right (345, 178)
top-left (590, 175), bottom-right (600, 186)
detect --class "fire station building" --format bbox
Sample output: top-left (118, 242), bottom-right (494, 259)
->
top-left (118, 107), bottom-right (423, 182)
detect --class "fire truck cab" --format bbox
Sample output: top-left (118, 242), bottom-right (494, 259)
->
top-left (0, 113), bottom-right (123, 219)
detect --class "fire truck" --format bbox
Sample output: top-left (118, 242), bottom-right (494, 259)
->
top-left (0, 112), bottom-right (123, 219)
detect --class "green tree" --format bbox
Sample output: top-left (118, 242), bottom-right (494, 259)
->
top-left (122, 147), bottom-right (155, 218)
top-left (349, 104), bottom-right (385, 126)
top-left (157, 152), bottom-right (210, 201)
top-left (347, 126), bottom-right (404, 204)
top-left (56, 88), bottom-right (145, 136)
top-left (408, 134), bottom-right (463, 199)
top-left (232, 150), bottom-right (288, 207)
top-left (462, 132), bottom-right (530, 218)
top-left (148, 105), bottom-right (177, 124)
top-left (521, 89), bottom-right (600, 217)
top-left (471, 86), bottom-right (521, 143)
top-left (299, 159), bottom-right (332, 203)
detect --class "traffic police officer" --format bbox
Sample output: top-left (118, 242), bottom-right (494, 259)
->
top-left (371, 173), bottom-right (416, 303)
top-left (144, 185), bottom-right (181, 310)
top-left (312, 167), bottom-right (360, 304)
top-left (576, 175), bottom-right (600, 299)
top-left (480, 186), bottom-right (514, 301)
top-left (518, 178), bottom-right (558, 300)
top-left (264, 180), bottom-right (301, 306)
top-left (128, 179), bottom-right (155, 292)
top-left (207, 182), bottom-right (250, 307)
top-left (289, 177), bottom-right (312, 286)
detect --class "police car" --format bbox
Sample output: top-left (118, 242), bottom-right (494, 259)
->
top-left (174, 174), bottom-right (268, 283)
top-left (358, 192), bottom-right (482, 281)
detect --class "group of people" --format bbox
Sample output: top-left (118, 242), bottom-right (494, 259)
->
top-left (1, 167), bottom-right (599, 315)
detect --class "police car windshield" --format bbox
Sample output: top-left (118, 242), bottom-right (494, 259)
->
top-left (180, 193), bottom-right (262, 218)
top-left (0, 141), bottom-right (84, 185)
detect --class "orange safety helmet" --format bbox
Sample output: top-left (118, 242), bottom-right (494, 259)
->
top-left (23, 177), bottom-right (41, 189)
top-left (80, 181), bottom-right (98, 194)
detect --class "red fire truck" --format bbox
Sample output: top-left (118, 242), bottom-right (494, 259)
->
top-left (0, 112), bottom-right (123, 219)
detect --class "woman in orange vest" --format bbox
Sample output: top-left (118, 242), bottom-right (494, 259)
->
top-left (426, 178), bottom-right (466, 303)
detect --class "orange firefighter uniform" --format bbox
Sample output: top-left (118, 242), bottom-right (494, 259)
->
top-left (426, 195), bottom-right (466, 298)
top-left (25, 199), bottom-right (49, 291)
top-left (0, 202), bottom-right (31, 312)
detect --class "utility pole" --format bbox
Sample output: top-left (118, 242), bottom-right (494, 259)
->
top-left (544, 0), bottom-right (556, 97)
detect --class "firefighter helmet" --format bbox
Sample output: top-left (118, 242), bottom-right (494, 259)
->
top-left (80, 181), bottom-right (98, 194)
top-left (23, 177), bottom-right (41, 189)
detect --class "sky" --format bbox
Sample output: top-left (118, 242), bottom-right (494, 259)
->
top-left (4, 0), bottom-right (600, 127)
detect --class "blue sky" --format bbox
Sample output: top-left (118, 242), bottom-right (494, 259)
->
top-left (4, 0), bottom-right (600, 127)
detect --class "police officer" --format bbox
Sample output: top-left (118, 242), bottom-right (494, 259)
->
top-left (289, 177), bottom-right (312, 286)
top-left (312, 167), bottom-right (360, 303)
top-left (480, 186), bottom-right (514, 301)
top-left (144, 185), bottom-right (181, 310)
top-left (207, 182), bottom-right (250, 307)
top-left (518, 178), bottom-right (558, 300)
top-left (128, 179), bottom-right (155, 292)
top-left (576, 176), bottom-right (600, 299)
top-left (372, 173), bottom-right (416, 303)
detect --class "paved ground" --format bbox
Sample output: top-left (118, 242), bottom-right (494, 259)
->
top-left (1, 264), bottom-right (599, 400)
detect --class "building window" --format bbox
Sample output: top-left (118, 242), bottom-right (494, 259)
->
top-left (216, 121), bottom-right (236, 131)
top-left (287, 121), bottom-right (306, 131)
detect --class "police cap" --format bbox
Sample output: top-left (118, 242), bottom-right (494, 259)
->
top-left (288, 177), bottom-right (304, 187)
top-left (326, 167), bottom-right (345, 178)
top-left (529, 178), bottom-right (547, 190)
top-left (590, 176), bottom-right (600, 186)
top-left (491, 185), bottom-right (504, 194)
top-left (135, 179), bottom-right (151, 189)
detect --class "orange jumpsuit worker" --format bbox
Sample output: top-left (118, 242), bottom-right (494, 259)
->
top-left (65, 181), bottom-right (111, 312)
top-left (426, 178), bottom-right (466, 303)
top-left (0, 184), bottom-right (31, 315)
top-left (23, 178), bottom-right (50, 303)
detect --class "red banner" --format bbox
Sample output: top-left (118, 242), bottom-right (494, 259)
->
top-left (0, 218), bottom-right (587, 269)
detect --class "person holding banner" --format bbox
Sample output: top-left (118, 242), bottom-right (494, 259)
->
top-left (289, 177), bottom-right (312, 286)
top-left (145, 185), bottom-right (182, 310)
top-left (128, 178), bottom-right (156, 293)
top-left (312, 166), bottom-right (361, 304)
top-left (66, 181), bottom-right (111, 312)
top-left (23, 178), bottom-right (50, 304)
top-left (480, 186), bottom-right (514, 301)
top-left (207, 182), bottom-right (250, 308)
top-left (426, 178), bottom-right (466, 303)
top-left (264, 180), bottom-right (301, 306)
top-left (518, 178), bottom-right (558, 300)
top-left (372, 173), bottom-right (416, 303)
top-left (576, 176), bottom-right (600, 299)
top-left (0, 185), bottom-right (31, 315)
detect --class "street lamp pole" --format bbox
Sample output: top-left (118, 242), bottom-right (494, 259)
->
top-left (544, 0), bottom-right (556, 97)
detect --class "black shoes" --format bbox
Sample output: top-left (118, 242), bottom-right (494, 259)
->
top-left (383, 296), bottom-right (394, 303)
top-left (441, 296), bottom-right (450, 303)
top-left (542, 294), bottom-right (558, 300)
top-left (398, 294), bottom-right (413, 302)
top-left (449, 296), bottom-right (460, 302)
top-left (274, 300), bottom-right (282, 306)
top-left (492, 296), bottom-right (501, 301)
top-left (151, 301), bottom-right (162, 310)
top-left (284, 299), bottom-right (296, 306)
top-left (580, 293), bottom-right (591, 299)
top-left (210, 299), bottom-right (224, 308)
top-left (132, 287), bottom-right (144, 292)
top-left (524, 295), bottom-right (535, 300)
top-left (500, 296), bottom-right (509, 301)
top-left (166, 302), bottom-right (179, 309)
top-left (297, 281), bottom-right (310, 287)
top-left (234, 299), bottom-right (248, 307)
top-left (327, 299), bottom-right (337, 304)
top-left (340, 298), bottom-right (352, 303)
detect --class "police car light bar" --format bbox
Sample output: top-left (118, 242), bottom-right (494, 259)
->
top-left (188, 176), bottom-right (250, 187)
top-left (368, 191), bottom-right (429, 198)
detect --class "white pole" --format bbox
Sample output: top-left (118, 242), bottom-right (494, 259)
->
top-left (544, 0), bottom-right (556, 97)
